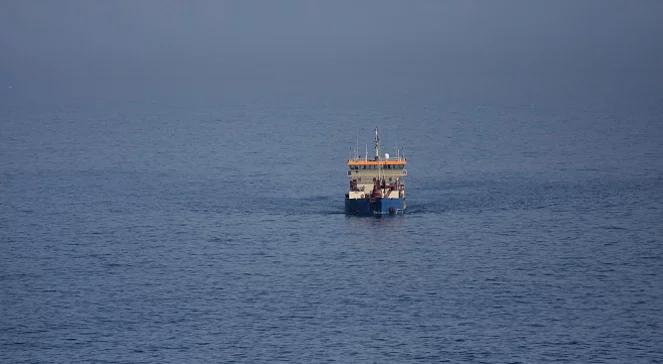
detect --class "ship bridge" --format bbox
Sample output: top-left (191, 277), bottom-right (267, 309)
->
top-left (347, 157), bottom-right (407, 198)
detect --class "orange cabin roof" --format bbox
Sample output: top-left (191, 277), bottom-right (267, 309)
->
top-left (347, 159), bottom-right (407, 166)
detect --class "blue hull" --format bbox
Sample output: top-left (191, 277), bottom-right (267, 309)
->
top-left (345, 197), bottom-right (406, 216)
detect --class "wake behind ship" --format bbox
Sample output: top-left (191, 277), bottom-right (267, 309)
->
top-left (345, 128), bottom-right (407, 216)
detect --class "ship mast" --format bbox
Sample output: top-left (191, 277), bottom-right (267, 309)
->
top-left (374, 127), bottom-right (380, 160)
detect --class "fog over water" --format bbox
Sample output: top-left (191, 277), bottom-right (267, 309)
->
top-left (2, 1), bottom-right (662, 110)
top-left (2, 1), bottom-right (663, 363)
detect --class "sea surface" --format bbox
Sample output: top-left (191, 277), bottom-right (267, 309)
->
top-left (1, 102), bottom-right (662, 362)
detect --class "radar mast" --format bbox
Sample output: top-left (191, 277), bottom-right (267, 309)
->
top-left (374, 127), bottom-right (381, 160)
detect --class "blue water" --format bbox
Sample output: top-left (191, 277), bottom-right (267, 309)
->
top-left (2, 103), bottom-right (662, 362)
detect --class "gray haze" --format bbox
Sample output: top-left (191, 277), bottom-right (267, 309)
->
top-left (2, 1), bottom-right (663, 110)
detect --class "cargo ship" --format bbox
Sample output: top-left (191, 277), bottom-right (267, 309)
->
top-left (345, 128), bottom-right (407, 216)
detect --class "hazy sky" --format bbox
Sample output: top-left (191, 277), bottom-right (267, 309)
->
top-left (2, 1), bottom-right (662, 109)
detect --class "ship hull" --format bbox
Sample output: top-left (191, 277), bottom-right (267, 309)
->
top-left (345, 197), bottom-right (406, 216)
